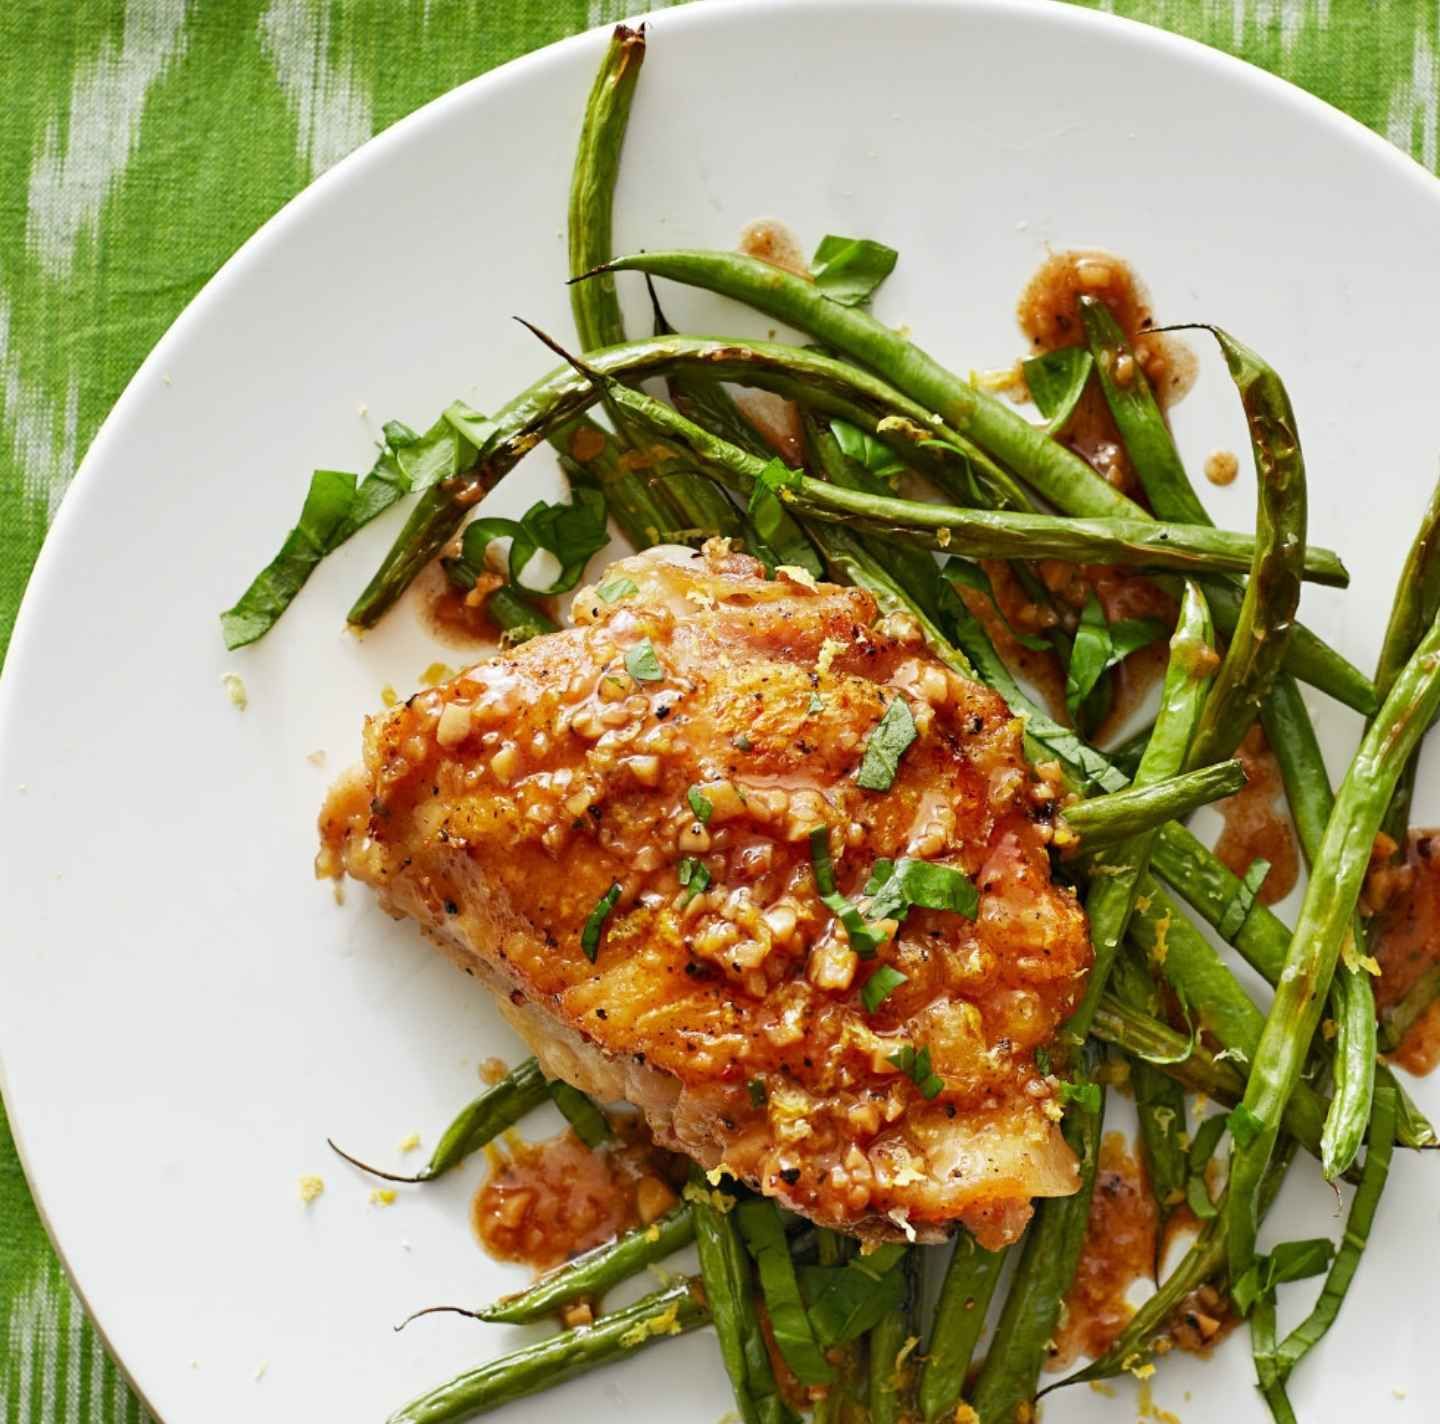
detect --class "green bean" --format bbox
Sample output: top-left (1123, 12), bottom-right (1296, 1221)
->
top-left (736, 1198), bottom-right (832, 1386)
top-left (559, 25), bottom-right (690, 547)
top-left (385, 1276), bottom-right (709, 1424)
top-left (483, 582), bottom-right (558, 644)
top-left (1264, 1082), bottom-right (1397, 1381)
top-left (1065, 583), bottom-right (1217, 1044)
top-left (543, 345), bottom-right (1350, 585)
top-left (689, 1167), bottom-right (799, 1424)
top-left (591, 249), bottom-right (1375, 711)
top-left (918, 1232), bottom-right (1006, 1422)
top-left (1108, 948), bottom-right (1189, 1238)
top-left (1079, 295), bottom-right (1211, 526)
top-left (1053, 1138), bottom-right (1298, 1392)
top-left (347, 334), bottom-right (1036, 628)
top-left (966, 1071), bottom-right (1104, 1422)
top-left (554, 421), bottom-right (675, 551)
top-left (327, 1058), bottom-right (549, 1183)
top-left (1182, 328), bottom-right (1306, 769)
top-left (1260, 673), bottom-right (1375, 1179)
top-left (1227, 608), bottom-right (1440, 1282)
top-left (867, 1249), bottom-right (916, 1424)
top-left (1093, 993), bottom-right (1332, 1167)
top-left (811, 1231), bottom-right (861, 1424)
top-left (463, 1206), bottom-right (696, 1323)
top-left (1061, 759), bottom-right (1244, 851)
top-left (1149, 819), bottom-right (1437, 1150)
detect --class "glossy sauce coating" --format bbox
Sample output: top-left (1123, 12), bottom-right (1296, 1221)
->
top-left (1372, 831), bottom-right (1440, 1075)
top-left (1212, 726), bottom-right (1300, 906)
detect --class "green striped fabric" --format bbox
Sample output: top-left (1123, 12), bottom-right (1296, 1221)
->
top-left (1, 1), bottom-right (1436, 1417)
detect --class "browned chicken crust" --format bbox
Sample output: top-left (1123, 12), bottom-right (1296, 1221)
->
top-left (319, 543), bottom-right (1091, 1246)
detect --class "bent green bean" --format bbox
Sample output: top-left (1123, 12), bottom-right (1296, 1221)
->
top-left (474, 1204), bottom-right (695, 1323)
top-left (385, 1277), bottom-right (709, 1424)
top-left (1061, 759), bottom-right (1244, 851)
top-left (1227, 609), bottom-right (1440, 1283)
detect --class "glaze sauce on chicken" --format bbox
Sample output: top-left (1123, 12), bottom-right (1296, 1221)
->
top-left (473, 1117), bottom-right (684, 1273)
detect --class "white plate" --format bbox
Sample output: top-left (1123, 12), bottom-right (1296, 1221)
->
top-left (2, 0), bottom-right (1437, 1418)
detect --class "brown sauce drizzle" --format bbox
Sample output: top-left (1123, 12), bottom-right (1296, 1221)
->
top-left (1371, 831), bottom-right (1440, 1075)
top-left (1046, 1132), bottom-right (1158, 1371)
top-left (421, 560), bottom-right (559, 653)
top-left (473, 1117), bottom-right (685, 1274)
top-left (739, 219), bottom-right (811, 279)
top-left (1212, 726), bottom-right (1300, 906)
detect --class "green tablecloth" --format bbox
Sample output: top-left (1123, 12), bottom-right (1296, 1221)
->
top-left (0, 0), bottom-right (1434, 1416)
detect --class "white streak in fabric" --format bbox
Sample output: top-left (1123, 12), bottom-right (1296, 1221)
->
top-left (0, 292), bottom-right (81, 519)
top-left (1387, 25), bottom-right (1439, 172)
top-left (259, 0), bottom-right (375, 178)
top-left (24, 0), bottom-right (190, 280)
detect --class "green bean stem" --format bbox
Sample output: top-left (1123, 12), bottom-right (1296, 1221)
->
top-left (473, 1205), bottom-right (695, 1323)
top-left (1182, 328), bottom-right (1306, 769)
top-left (918, 1232), bottom-right (1006, 1422)
top-left (1227, 610), bottom-right (1440, 1282)
top-left (328, 1058), bottom-right (548, 1184)
top-left (1062, 759), bottom-right (1243, 851)
top-left (591, 250), bottom-right (1375, 712)
top-left (385, 1277), bottom-right (708, 1424)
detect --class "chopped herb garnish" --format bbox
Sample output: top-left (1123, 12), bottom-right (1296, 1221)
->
top-left (220, 468), bottom-right (358, 650)
top-left (686, 787), bottom-right (713, 824)
top-left (830, 419), bottom-right (904, 483)
top-left (887, 1044), bottom-right (944, 1099)
top-left (677, 857), bottom-right (711, 904)
top-left (1021, 347), bottom-right (1094, 437)
top-left (548, 1080), bottom-right (612, 1148)
top-left (855, 695), bottom-right (917, 792)
top-left (624, 639), bottom-right (664, 683)
top-left (382, 418), bottom-right (420, 449)
top-left (747, 1077), bottom-right (768, 1108)
top-left (1227, 1102), bottom-right (1264, 1148)
top-left (810, 234), bottom-right (899, 307)
top-left (1232, 1238), bottom-right (1335, 1317)
top-left (861, 965), bottom-right (909, 1014)
top-left (1065, 591), bottom-right (1166, 725)
top-left (1058, 1075), bottom-right (1102, 1113)
top-left (1218, 857), bottom-right (1272, 939)
top-left (597, 576), bottom-right (639, 604)
top-left (735, 734), bottom-right (753, 752)
top-left (863, 857), bottom-right (979, 924)
top-left (462, 485), bottom-right (609, 596)
top-left (1035, 1046), bottom-right (1053, 1076)
top-left (809, 827), bottom-right (888, 958)
top-left (580, 882), bottom-right (622, 962)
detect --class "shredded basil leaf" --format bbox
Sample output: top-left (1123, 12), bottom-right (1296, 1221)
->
top-left (597, 576), bottom-right (639, 603)
top-left (580, 882), bottom-right (622, 962)
top-left (800, 1244), bottom-right (908, 1346)
top-left (686, 787), bottom-right (713, 824)
top-left (1022, 347), bottom-right (1094, 436)
top-left (399, 408), bottom-right (483, 494)
top-left (830, 418), bottom-right (905, 483)
top-left (1065, 591), bottom-right (1166, 721)
top-left (888, 1043), bottom-right (944, 1099)
top-left (747, 1077), bottom-right (768, 1108)
top-left (864, 857), bottom-right (980, 924)
top-left (1228, 1102), bottom-right (1264, 1148)
top-left (548, 1080), bottom-right (612, 1148)
top-left (809, 827), bottom-right (888, 958)
top-left (1035, 1046), bottom-right (1053, 1076)
top-left (861, 965), bottom-right (909, 1014)
top-left (625, 639), bottom-right (664, 683)
top-left (737, 1200), bottom-right (835, 1386)
top-left (1219, 857), bottom-right (1272, 939)
top-left (1058, 1075), bottom-right (1102, 1113)
top-left (462, 485), bottom-right (608, 597)
top-left (381, 419), bottom-right (420, 449)
top-left (1233, 1238), bottom-right (1335, 1316)
top-left (810, 234), bottom-right (899, 307)
top-left (220, 468), bottom-right (358, 650)
top-left (856, 695), bottom-right (917, 792)
top-left (942, 558), bottom-right (1052, 653)
top-left (677, 857), bottom-right (711, 905)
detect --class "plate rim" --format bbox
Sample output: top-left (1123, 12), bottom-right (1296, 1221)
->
top-left (0, 1), bottom-right (1436, 1418)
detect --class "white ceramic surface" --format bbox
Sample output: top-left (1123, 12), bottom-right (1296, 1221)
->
top-left (2, 1), bottom-right (1438, 1418)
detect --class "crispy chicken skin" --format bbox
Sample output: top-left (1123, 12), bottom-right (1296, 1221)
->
top-left (319, 542), bottom-right (1091, 1246)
